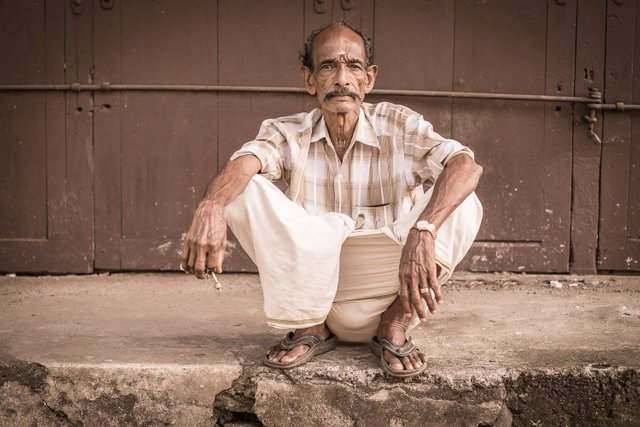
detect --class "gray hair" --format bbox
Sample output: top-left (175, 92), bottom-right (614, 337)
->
top-left (300, 20), bottom-right (373, 71)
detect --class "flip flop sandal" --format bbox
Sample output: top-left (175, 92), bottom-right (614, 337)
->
top-left (370, 336), bottom-right (428, 378)
top-left (264, 331), bottom-right (337, 369)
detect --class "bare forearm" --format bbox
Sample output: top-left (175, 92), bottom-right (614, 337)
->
top-left (417, 154), bottom-right (483, 227)
top-left (202, 155), bottom-right (262, 207)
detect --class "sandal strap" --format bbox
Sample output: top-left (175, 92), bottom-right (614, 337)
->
top-left (377, 336), bottom-right (417, 358)
top-left (278, 332), bottom-right (324, 351)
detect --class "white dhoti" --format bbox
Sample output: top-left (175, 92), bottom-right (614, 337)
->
top-left (225, 175), bottom-right (482, 343)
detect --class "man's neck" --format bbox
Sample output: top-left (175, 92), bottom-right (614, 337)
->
top-left (324, 110), bottom-right (359, 162)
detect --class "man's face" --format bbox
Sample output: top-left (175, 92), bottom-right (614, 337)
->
top-left (302, 26), bottom-right (377, 115)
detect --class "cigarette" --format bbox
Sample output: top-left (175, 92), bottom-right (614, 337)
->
top-left (207, 269), bottom-right (222, 290)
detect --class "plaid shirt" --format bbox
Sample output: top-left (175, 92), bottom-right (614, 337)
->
top-left (230, 102), bottom-right (473, 229)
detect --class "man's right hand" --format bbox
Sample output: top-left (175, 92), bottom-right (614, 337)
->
top-left (180, 200), bottom-right (228, 279)
top-left (179, 155), bottom-right (262, 279)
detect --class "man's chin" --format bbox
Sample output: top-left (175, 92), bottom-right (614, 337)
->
top-left (321, 98), bottom-right (361, 114)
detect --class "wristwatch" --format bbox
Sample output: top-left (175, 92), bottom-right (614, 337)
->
top-left (412, 220), bottom-right (437, 240)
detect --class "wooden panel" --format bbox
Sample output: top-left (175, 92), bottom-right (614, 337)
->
top-left (0, 1), bottom-right (48, 239)
top-left (94, 0), bottom-right (218, 270)
top-left (0, 1), bottom-right (94, 273)
top-left (598, 0), bottom-right (640, 272)
top-left (0, 92), bottom-right (47, 239)
top-left (119, 1), bottom-right (217, 84)
top-left (218, 0), bottom-right (302, 86)
top-left (374, 0), bottom-right (454, 91)
top-left (571, 1), bottom-right (606, 274)
top-left (452, 0), bottom-right (574, 272)
top-left (0, 1), bottom-right (46, 83)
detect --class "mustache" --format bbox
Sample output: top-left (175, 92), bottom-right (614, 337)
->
top-left (324, 87), bottom-right (361, 101)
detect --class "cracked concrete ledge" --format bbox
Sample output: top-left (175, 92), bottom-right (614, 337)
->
top-left (1, 272), bottom-right (639, 425)
top-left (0, 359), bottom-right (242, 426)
top-left (1, 358), bottom-right (638, 426)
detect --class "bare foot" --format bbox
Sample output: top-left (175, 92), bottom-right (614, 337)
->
top-left (376, 298), bottom-right (427, 373)
top-left (265, 323), bottom-right (331, 365)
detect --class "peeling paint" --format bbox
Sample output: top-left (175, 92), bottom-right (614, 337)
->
top-left (153, 241), bottom-right (172, 255)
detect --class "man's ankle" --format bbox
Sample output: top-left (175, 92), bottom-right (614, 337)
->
top-left (380, 298), bottom-right (412, 326)
top-left (293, 323), bottom-right (329, 339)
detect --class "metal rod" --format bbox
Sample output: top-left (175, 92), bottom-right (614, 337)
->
top-left (372, 88), bottom-right (595, 103)
top-left (586, 102), bottom-right (640, 111)
top-left (0, 83), bottom-right (600, 104)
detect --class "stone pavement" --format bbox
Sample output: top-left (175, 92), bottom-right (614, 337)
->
top-left (0, 272), bottom-right (639, 426)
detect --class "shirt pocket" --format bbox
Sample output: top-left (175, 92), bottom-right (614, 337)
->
top-left (353, 204), bottom-right (394, 230)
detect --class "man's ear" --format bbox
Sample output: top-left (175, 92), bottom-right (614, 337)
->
top-left (364, 64), bottom-right (378, 94)
top-left (301, 66), bottom-right (317, 96)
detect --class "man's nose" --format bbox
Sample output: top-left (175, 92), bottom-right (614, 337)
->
top-left (334, 63), bottom-right (350, 86)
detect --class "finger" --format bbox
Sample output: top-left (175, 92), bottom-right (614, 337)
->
top-left (398, 272), bottom-right (412, 315)
top-left (214, 233), bottom-right (227, 273)
top-left (430, 263), bottom-right (443, 304)
top-left (424, 286), bottom-right (437, 314)
top-left (186, 243), bottom-right (197, 272)
top-left (427, 263), bottom-right (442, 310)
top-left (410, 268), bottom-right (427, 321)
top-left (418, 266), bottom-right (436, 314)
top-left (194, 246), bottom-right (207, 279)
top-left (206, 245), bottom-right (218, 271)
top-left (179, 242), bottom-right (191, 271)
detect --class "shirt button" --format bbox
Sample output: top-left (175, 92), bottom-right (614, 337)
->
top-left (336, 174), bottom-right (343, 180)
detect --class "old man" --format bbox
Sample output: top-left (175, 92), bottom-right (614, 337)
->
top-left (180, 20), bottom-right (482, 378)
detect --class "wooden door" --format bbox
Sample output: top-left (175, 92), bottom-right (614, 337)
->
top-left (598, 0), bottom-right (640, 272)
top-left (0, 1), bottom-right (94, 273)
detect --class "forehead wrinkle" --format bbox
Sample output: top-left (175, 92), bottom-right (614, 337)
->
top-left (313, 29), bottom-right (366, 66)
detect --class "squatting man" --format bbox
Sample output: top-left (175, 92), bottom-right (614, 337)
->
top-left (181, 21), bottom-right (483, 378)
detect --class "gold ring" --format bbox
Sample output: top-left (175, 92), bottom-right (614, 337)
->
top-left (420, 288), bottom-right (429, 295)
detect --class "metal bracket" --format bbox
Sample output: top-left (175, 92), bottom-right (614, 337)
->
top-left (341, 0), bottom-right (354, 10)
top-left (71, 0), bottom-right (84, 15)
top-left (583, 88), bottom-right (602, 145)
top-left (313, 0), bottom-right (326, 14)
top-left (101, 0), bottom-right (115, 10)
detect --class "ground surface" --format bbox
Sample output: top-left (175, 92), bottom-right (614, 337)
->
top-left (1, 272), bottom-right (639, 426)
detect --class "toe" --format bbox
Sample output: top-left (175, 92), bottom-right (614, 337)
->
top-left (401, 356), bottom-right (415, 370)
top-left (271, 349), bottom-right (288, 362)
top-left (265, 345), bottom-right (277, 358)
top-left (408, 351), bottom-right (422, 367)
top-left (280, 345), bottom-right (309, 363)
top-left (383, 350), bottom-right (404, 371)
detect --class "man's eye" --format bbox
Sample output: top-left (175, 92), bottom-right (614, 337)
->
top-left (320, 63), bottom-right (335, 70)
top-left (348, 63), bottom-right (363, 70)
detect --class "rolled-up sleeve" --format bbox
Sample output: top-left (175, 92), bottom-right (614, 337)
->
top-left (404, 113), bottom-right (474, 187)
top-left (230, 119), bottom-right (287, 181)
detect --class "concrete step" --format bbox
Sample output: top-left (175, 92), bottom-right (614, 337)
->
top-left (1, 272), bottom-right (639, 426)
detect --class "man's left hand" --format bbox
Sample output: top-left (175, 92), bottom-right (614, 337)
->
top-left (398, 229), bottom-right (443, 321)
